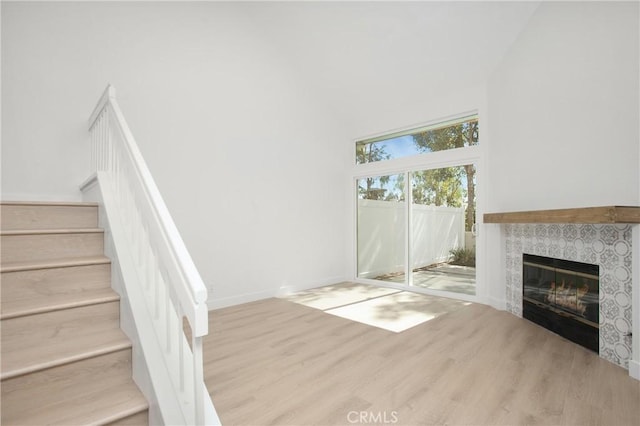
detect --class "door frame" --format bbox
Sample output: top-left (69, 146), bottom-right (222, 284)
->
top-left (352, 118), bottom-right (483, 304)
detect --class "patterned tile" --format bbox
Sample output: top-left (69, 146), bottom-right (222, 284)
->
top-left (503, 223), bottom-right (633, 368)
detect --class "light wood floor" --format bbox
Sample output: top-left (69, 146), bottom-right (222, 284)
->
top-left (204, 293), bottom-right (640, 426)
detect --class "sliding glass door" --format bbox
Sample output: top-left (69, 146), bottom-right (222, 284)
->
top-left (356, 173), bottom-right (406, 284)
top-left (356, 164), bottom-right (476, 295)
top-left (355, 114), bottom-right (479, 297)
top-left (409, 165), bottom-right (476, 295)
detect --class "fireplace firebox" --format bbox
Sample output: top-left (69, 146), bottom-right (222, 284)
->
top-left (522, 254), bottom-right (599, 352)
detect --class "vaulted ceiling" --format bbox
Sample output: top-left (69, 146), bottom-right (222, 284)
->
top-left (245, 1), bottom-right (541, 128)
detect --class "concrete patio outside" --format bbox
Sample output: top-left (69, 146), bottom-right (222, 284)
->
top-left (377, 264), bottom-right (476, 295)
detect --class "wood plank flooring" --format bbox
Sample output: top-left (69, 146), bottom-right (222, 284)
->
top-left (204, 294), bottom-right (640, 426)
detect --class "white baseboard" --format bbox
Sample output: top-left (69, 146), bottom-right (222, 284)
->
top-left (276, 275), bottom-right (350, 297)
top-left (486, 296), bottom-right (506, 311)
top-left (207, 275), bottom-right (349, 311)
top-left (208, 289), bottom-right (278, 310)
top-left (629, 360), bottom-right (640, 381)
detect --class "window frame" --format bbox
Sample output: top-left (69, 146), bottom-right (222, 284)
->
top-left (351, 110), bottom-right (483, 303)
top-left (354, 113), bottom-right (479, 166)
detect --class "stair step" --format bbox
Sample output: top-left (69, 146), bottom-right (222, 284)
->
top-left (1, 301), bottom-right (126, 380)
top-left (1, 228), bottom-right (103, 235)
top-left (0, 201), bottom-right (98, 230)
top-left (1, 287), bottom-right (119, 320)
top-left (0, 229), bottom-right (104, 264)
top-left (1, 348), bottom-right (148, 425)
top-left (0, 200), bottom-right (148, 424)
top-left (1, 262), bottom-right (113, 319)
top-left (107, 409), bottom-right (149, 425)
top-left (0, 255), bottom-right (111, 272)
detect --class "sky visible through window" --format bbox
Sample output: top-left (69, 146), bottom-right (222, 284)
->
top-left (356, 117), bottom-right (478, 204)
top-left (355, 116), bottom-right (478, 166)
top-left (382, 135), bottom-right (416, 160)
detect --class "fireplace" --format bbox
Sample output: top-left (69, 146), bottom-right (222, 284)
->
top-left (522, 253), bottom-right (599, 352)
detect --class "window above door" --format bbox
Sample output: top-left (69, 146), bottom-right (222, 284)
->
top-left (355, 115), bottom-right (478, 165)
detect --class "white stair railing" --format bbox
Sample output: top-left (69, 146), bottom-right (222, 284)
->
top-left (87, 85), bottom-right (217, 425)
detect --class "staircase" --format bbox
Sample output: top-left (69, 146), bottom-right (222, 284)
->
top-left (0, 201), bottom-right (149, 425)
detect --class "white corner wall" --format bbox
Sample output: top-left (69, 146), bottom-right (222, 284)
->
top-left (1, 2), bottom-right (351, 306)
top-left (485, 1), bottom-right (640, 320)
top-left (487, 1), bottom-right (639, 212)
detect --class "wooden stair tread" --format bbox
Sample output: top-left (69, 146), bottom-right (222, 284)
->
top-left (0, 201), bottom-right (99, 206)
top-left (2, 350), bottom-right (147, 426)
top-left (2, 326), bottom-right (131, 380)
top-left (1, 287), bottom-right (119, 320)
top-left (1, 203), bottom-right (99, 230)
top-left (1, 262), bottom-right (112, 319)
top-left (55, 381), bottom-right (148, 426)
top-left (7, 380), bottom-right (148, 426)
top-left (0, 200), bottom-right (148, 425)
top-left (1, 231), bottom-right (105, 264)
top-left (0, 255), bottom-right (111, 272)
top-left (108, 409), bottom-right (149, 426)
top-left (1, 227), bottom-right (104, 236)
top-left (2, 301), bottom-right (125, 380)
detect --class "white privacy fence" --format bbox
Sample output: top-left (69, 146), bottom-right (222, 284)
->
top-left (358, 199), bottom-right (465, 278)
top-left (87, 85), bottom-right (217, 425)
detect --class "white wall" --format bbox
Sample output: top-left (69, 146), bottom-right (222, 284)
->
top-left (1, 2), bottom-right (351, 306)
top-left (5, 1), bottom-right (637, 312)
top-left (238, 1), bottom-right (539, 138)
top-left (487, 1), bottom-right (639, 212)
top-left (485, 1), bottom-right (640, 310)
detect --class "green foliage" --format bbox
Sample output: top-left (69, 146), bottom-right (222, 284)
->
top-left (449, 247), bottom-right (476, 267)
top-left (356, 142), bottom-right (390, 164)
top-left (412, 119), bottom-right (478, 152)
top-left (411, 168), bottom-right (464, 207)
top-left (358, 175), bottom-right (407, 201)
top-left (412, 119), bottom-right (478, 231)
top-left (357, 143), bottom-right (391, 200)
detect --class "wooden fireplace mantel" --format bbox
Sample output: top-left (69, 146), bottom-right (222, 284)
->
top-left (483, 206), bottom-right (640, 224)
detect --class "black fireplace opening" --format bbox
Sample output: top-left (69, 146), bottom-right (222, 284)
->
top-left (522, 253), bottom-right (599, 352)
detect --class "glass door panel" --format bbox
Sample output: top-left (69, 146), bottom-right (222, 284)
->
top-left (357, 173), bottom-right (406, 284)
top-left (410, 165), bottom-right (476, 295)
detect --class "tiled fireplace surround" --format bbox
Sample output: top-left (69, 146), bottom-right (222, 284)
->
top-left (502, 223), bottom-right (633, 368)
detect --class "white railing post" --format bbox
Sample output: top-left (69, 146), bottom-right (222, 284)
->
top-left (87, 85), bottom-right (215, 425)
top-left (193, 335), bottom-right (205, 426)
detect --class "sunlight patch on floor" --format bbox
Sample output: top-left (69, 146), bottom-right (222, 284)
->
top-left (281, 282), bottom-right (400, 310)
top-left (281, 282), bottom-right (472, 333)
